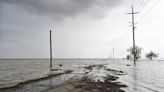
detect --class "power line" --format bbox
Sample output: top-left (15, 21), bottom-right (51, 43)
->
top-left (137, 0), bottom-right (159, 23)
top-left (134, 0), bottom-right (146, 10)
top-left (137, 0), bottom-right (150, 12)
top-left (135, 0), bottom-right (151, 19)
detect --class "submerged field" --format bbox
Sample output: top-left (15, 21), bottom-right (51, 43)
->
top-left (0, 59), bottom-right (164, 92)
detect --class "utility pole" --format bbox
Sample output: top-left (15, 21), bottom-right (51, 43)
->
top-left (113, 48), bottom-right (114, 60)
top-left (50, 30), bottom-right (52, 71)
top-left (128, 6), bottom-right (138, 64)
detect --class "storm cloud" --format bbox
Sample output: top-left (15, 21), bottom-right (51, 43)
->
top-left (0, 0), bottom-right (123, 21)
top-left (0, 0), bottom-right (126, 58)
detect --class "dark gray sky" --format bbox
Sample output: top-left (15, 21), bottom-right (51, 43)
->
top-left (0, 0), bottom-right (164, 58)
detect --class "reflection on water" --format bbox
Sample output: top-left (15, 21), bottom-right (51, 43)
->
top-left (118, 61), bottom-right (164, 92)
top-left (132, 65), bottom-right (138, 92)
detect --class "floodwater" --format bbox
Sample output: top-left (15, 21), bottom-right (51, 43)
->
top-left (0, 59), bottom-right (164, 92)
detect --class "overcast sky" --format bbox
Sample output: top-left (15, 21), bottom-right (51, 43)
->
top-left (0, 0), bottom-right (164, 58)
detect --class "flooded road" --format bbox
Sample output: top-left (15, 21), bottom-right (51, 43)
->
top-left (0, 59), bottom-right (164, 92)
top-left (0, 63), bottom-right (126, 92)
top-left (118, 61), bottom-right (164, 92)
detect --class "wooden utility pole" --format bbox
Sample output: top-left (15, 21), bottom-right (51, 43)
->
top-left (113, 48), bottom-right (114, 60)
top-left (50, 30), bottom-right (52, 71)
top-left (128, 6), bottom-right (138, 64)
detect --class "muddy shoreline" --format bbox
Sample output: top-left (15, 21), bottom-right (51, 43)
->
top-left (69, 76), bottom-right (126, 92)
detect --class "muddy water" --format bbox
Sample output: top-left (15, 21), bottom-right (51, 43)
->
top-left (118, 61), bottom-right (164, 92)
top-left (0, 74), bottom-right (83, 92)
top-left (0, 59), bottom-right (164, 92)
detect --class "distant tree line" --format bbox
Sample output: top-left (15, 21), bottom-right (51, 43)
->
top-left (126, 46), bottom-right (158, 60)
top-left (145, 51), bottom-right (158, 60)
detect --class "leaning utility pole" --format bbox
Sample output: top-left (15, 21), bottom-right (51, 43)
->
top-left (50, 30), bottom-right (52, 71)
top-left (128, 6), bottom-right (138, 64)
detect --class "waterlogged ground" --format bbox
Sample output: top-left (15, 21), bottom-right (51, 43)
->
top-left (0, 59), bottom-right (164, 92)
